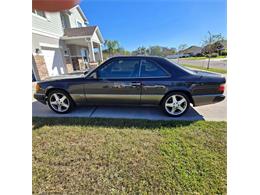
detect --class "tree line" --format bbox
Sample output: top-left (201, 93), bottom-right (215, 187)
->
top-left (103, 31), bottom-right (227, 69)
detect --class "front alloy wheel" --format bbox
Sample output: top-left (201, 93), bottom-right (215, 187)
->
top-left (163, 93), bottom-right (190, 117)
top-left (48, 90), bottom-right (73, 113)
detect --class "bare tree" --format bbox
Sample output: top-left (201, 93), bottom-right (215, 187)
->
top-left (202, 31), bottom-right (224, 69)
top-left (177, 44), bottom-right (188, 63)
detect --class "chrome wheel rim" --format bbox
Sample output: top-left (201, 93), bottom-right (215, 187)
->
top-left (165, 94), bottom-right (188, 116)
top-left (49, 93), bottom-right (70, 112)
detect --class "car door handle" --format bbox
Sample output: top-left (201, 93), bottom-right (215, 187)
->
top-left (131, 82), bottom-right (141, 87)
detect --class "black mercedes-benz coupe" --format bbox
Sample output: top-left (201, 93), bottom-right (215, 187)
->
top-left (34, 56), bottom-right (225, 117)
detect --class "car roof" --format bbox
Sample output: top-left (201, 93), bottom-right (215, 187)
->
top-left (107, 55), bottom-right (165, 60)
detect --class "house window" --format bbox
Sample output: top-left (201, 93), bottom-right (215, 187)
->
top-left (77, 21), bottom-right (83, 27)
top-left (60, 13), bottom-right (71, 29)
top-left (32, 9), bottom-right (46, 18)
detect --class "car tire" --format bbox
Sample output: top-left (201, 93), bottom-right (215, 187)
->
top-left (47, 89), bottom-right (74, 114)
top-left (161, 92), bottom-right (190, 117)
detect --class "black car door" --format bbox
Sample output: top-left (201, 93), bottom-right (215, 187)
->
top-left (139, 59), bottom-right (171, 104)
top-left (84, 58), bottom-right (142, 105)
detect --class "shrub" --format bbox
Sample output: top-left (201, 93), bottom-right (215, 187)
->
top-left (195, 53), bottom-right (204, 57)
top-left (211, 53), bottom-right (219, 58)
top-left (220, 50), bottom-right (227, 56)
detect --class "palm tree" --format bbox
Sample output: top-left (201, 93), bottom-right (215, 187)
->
top-left (104, 40), bottom-right (120, 56)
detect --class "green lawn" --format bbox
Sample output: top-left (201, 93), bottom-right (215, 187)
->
top-left (182, 56), bottom-right (226, 60)
top-left (33, 117), bottom-right (226, 194)
top-left (182, 64), bottom-right (227, 74)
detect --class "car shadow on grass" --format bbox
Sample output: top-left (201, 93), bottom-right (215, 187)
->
top-left (32, 110), bottom-right (204, 131)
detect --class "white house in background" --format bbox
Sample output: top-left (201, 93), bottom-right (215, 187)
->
top-left (182, 46), bottom-right (202, 56)
top-left (167, 46), bottom-right (202, 59)
top-left (32, 5), bottom-right (104, 81)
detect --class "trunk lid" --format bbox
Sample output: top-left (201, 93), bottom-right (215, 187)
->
top-left (193, 70), bottom-right (223, 77)
top-left (194, 70), bottom-right (226, 84)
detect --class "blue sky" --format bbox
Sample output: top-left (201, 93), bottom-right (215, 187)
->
top-left (80, 0), bottom-right (226, 51)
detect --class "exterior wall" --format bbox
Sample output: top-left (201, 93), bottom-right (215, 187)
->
top-left (68, 7), bottom-right (87, 28)
top-left (32, 5), bottom-right (102, 80)
top-left (32, 55), bottom-right (40, 81)
top-left (32, 12), bottom-right (63, 37)
top-left (32, 6), bottom-right (87, 38)
top-left (32, 33), bottom-right (68, 80)
top-left (32, 54), bottom-right (49, 80)
top-left (32, 33), bottom-right (61, 53)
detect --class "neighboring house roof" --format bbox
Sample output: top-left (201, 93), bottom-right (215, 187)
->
top-left (63, 26), bottom-right (104, 43)
top-left (219, 40), bottom-right (227, 50)
top-left (182, 46), bottom-right (202, 54)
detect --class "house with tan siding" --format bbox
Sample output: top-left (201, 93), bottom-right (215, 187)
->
top-left (32, 5), bottom-right (104, 81)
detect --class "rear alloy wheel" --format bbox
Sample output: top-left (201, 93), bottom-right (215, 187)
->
top-left (162, 92), bottom-right (190, 117)
top-left (47, 90), bottom-right (73, 113)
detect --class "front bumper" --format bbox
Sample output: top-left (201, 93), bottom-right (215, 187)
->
top-left (192, 94), bottom-right (225, 106)
top-left (34, 93), bottom-right (47, 104)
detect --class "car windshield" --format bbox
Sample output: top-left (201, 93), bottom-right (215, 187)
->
top-left (165, 58), bottom-right (196, 75)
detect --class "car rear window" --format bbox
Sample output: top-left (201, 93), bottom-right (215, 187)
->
top-left (140, 60), bottom-right (169, 77)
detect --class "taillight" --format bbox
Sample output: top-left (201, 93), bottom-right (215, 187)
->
top-left (218, 84), bottom-right (225, 93)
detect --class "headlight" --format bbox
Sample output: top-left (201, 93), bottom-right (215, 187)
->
top-left (35, 83), bottom-right (41, 93)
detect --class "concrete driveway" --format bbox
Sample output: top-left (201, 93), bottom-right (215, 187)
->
top-left (32, 90), bottom-right (226, 121)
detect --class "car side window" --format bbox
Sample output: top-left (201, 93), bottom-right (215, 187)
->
top-left (140, 60), bottom-right (169, 77)
top-left (98, 59), bottom-right (140, 78)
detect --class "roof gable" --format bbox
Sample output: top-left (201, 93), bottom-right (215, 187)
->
top-left (183, 46), bottom-right (202, 54)
top-left (63, 26), bottom-right (104, 44)
top-left (70, 5), bottom-right (88, 23)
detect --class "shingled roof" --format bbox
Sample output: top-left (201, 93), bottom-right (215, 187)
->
top-left (63, 26), bottom-right (97, 37)
top-left (182, 46), bottom-right (202, 54)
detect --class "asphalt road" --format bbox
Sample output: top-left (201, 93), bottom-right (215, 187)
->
top-left (171, 58), bottom-right (227, 70)
top-left (32, 90), bottom-right (226, 121)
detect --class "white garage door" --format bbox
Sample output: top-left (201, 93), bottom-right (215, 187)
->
top-left (41, 47), bottom-right (65, 76)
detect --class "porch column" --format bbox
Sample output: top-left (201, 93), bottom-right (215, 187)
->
top-left (88, 41), bottom-right (96, 62)
top-left (99, 44), bottom-right (103, 62)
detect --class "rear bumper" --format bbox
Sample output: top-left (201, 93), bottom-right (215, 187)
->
top-left (34, 93), bottom-right (47, 104)
top-left (192, 94), bottom-right (225, 106)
